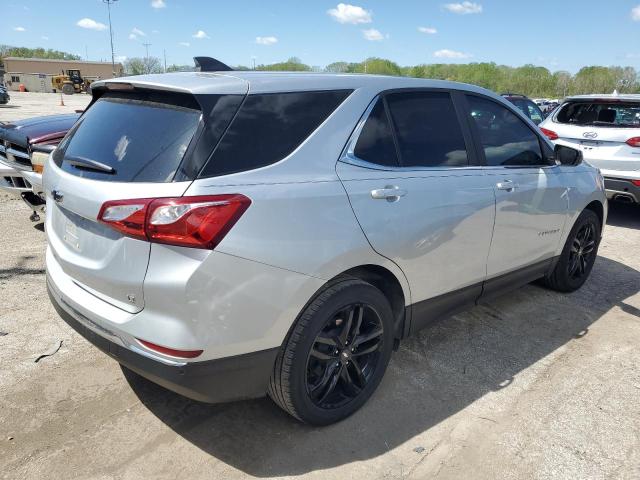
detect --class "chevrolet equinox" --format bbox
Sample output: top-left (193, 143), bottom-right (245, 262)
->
top-left (45, 72), bottom-right (607, 425)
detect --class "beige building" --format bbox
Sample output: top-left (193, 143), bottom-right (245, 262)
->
top-left (2, 57), bottom-right (123, 92)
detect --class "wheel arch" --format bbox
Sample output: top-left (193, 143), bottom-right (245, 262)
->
top-left (584, 199), bottom-right (604, 229)
top-left (328, 264), bottom-right (408, 340)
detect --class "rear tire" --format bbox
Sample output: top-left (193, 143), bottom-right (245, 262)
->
top-left (543, 209), bottom-right (601, 292)
top-left (268, 278), bottom-right (395, 425)
top-left (62, 84), bottom-right (74, 95)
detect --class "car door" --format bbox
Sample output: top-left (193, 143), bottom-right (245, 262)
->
top-left (463, 94), bottom-right (569, 292)
top-left (336, 90), bottom-right (496, 332)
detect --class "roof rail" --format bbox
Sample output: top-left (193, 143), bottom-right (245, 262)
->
top-left (193, 57), bottom-right (233, 72)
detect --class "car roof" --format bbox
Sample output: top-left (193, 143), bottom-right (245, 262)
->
top-left (92, 71), bottom-right (494, 97)
top-left (565, 93), bottom-right (640, 102)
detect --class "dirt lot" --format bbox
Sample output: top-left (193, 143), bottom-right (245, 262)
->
top-left (0, 91), bottom-right (91, 121)
top-left (1, 93), bottom-right (639, 480)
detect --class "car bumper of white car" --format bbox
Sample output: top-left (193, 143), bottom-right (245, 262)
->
top-left (600, 170), bottom-right (640, 204)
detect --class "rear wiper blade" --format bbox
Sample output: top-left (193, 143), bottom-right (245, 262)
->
top-left (65, 156), bottom-right (115, 174)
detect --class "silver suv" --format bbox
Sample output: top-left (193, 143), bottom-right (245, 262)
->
top-left (45, 72), bottom-right (607, 425)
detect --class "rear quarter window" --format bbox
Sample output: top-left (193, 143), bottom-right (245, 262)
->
top-left (198, 90), bottom-right (352, 177)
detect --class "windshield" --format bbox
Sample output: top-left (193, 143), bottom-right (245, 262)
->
top-left (555, 101), bottom-right (640, 128)
top-left (54, 92), bottom-right (201, 182)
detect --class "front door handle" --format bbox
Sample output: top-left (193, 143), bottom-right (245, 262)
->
top-left (496, 180), bottom-right (519, 192)
top-left (371, 185), bottom-right (407, 202)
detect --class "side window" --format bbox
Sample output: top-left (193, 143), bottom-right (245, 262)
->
top-left (386, 91), bottom-right (468, 167)
top-left (526, 101), bottom-right (544, 124)
top-left (353, 98), bottom-right (399, 167)
top-left (200, 90), bottom-right (352, 177)
top-left (467, 96), bottom-right (544, 167)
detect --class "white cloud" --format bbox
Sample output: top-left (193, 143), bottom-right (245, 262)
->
top-left (115, 55), bottom-right (127, 63)
top-left (151, 0), bottom-right (166, 8)
top-left (132, 27), bottom-right (146, 36)
top-left (76, 18), bottom-right (107, 31)
top-left (256, 36), bottom-right (278, 45)
top-left (632, 5), bottom-right (640, 21)
top-left (128, 33), bottom-right (138, 40)
top-left (327, 3), bottom-right (372, 24)
top-left (418, 26), bottom-right (437, 34)
top-left (179, 41), bottom-right (190, 47)
top-left (433, 48), bottom-right (472, 59)
top-left (362, 28), bottom-right (385, 41)
top-left (41, 35), bottom-right (49, 40)
top-left (192, 30), bottom-right (209, 39)
top-left (14, 26), bottom-right (26, 32)
top-left (443, 2), bottom-right (482, 14)
top-left (152, 29), bottom-right (160, 34)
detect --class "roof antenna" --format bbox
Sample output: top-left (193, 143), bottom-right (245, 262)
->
top-left (193, 57), bottom-right (233, 72)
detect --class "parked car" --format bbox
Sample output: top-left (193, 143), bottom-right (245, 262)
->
top-left (0, 85), bottom-right (10, 104)
top-left (0, 113), bottom-right (79, 220)
top-left (540, 93), bottom-right (640, 204)
top-left (502, 93), bottom-right (546, 124)
top-left (45, 72), bottom-right (606, 425)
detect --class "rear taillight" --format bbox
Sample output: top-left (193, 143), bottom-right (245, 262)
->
top-left (626, 137), bottom-right (640, 147)
top-left (540, 127), bottom-right (559, 140)
top-left (98, 194), bottom-right (251, 249)
top-left (631, 179), bottom-right (640, 187)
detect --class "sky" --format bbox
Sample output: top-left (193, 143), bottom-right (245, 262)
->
top-left (3, 0), bottom-right (640, 72)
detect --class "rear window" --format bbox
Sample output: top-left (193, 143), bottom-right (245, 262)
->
top-left (199, 90), bottom-right (351, 177)
top-left (556, 102), bottom-right (640, 127)
top-left (54, 92), bottom-right (201, 182)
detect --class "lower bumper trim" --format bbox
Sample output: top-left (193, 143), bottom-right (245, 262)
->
top-left (47, 281), bottom-right (279, 404)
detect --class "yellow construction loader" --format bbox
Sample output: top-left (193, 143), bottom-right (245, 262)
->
top-left (51, 70), bottom-right (95, 95)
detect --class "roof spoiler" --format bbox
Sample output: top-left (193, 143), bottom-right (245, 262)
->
top-left (193, 56), bottom-right (233, 72)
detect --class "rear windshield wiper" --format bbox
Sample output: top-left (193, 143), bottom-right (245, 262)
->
top-left (65, 156), bottom-right (116, 174)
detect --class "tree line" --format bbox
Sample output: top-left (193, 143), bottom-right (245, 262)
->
top-left (135, 56), bottom-right (640, 98)
top-left (0, 45), bottom-right (81, 61)
top-left (3, 44), bottom-right (638, 98)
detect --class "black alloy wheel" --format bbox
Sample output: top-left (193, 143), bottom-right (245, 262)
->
top-left (305, 303), bottom-right (384, 409)
top-left (568, 222), bottom-right (597, 280)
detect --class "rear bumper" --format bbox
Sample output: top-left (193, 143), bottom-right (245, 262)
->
top-left (48, 278), bottom-right (279, 403)
top-left (604, 176), bottom-right (640, 203)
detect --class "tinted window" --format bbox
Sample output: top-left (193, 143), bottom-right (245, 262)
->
top-left (467, 96), bottom-right (543, 166)
top-left (54, 92), bottom-right (201, 182)
top-left (386, 91), bottom-right (467, 167)
top-left (353, 98), bottom-right (398, 167)
top-left (200, 90), bottom-right (351, 177)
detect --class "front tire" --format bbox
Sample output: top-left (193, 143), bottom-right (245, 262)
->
top-left (543, 209), bottom-right (601, 292)
top-left (268, 278), bottom-right (395, 425)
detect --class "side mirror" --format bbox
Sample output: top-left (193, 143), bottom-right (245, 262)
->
top-left (554, 144), bottom-right (582, 166)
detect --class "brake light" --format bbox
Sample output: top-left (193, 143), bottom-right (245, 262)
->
top-left (98, 194), bottom-right (251, 249)
top-left (632, 179), bottom-right (640, 187)
top-left (540, 127), bottom-right (559, 140)
top-left (626, 137), bottom-right (640, 147)
top-left (136, 339), bottom-right (203, 359)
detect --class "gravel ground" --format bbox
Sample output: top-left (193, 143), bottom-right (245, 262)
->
top-left (0, 91), bottom-right (91, 121)
top-left (0, 93), bottom-right (639, 480)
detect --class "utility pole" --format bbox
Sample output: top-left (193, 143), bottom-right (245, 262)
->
top-left (252, 56), bottom-right (256, 70)
top-left (163, 49), bottom-right (167, 73)
top-left (85, 45), bottom-right (89, 61)
top-left (143, 43), bottom-right (152, 73)
top-left (103, 0), bottom-right (119, 77)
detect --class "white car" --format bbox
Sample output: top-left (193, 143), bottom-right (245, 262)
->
top-left (540, 94), bottom-right (640, 204)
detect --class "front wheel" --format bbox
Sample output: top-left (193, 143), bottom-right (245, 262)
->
top-left (543, 209), bottom-right (601, 292)
top-left (268, 278), bottom-right (395, 425)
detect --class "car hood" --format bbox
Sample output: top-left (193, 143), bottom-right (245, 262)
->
top-left (0, 113), bottom-right (80, 145)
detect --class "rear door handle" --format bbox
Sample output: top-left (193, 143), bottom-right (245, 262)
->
top-left (496, 180), bottom-right (519, 192)
top-left (370, 185), bottom-right (407, 202)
